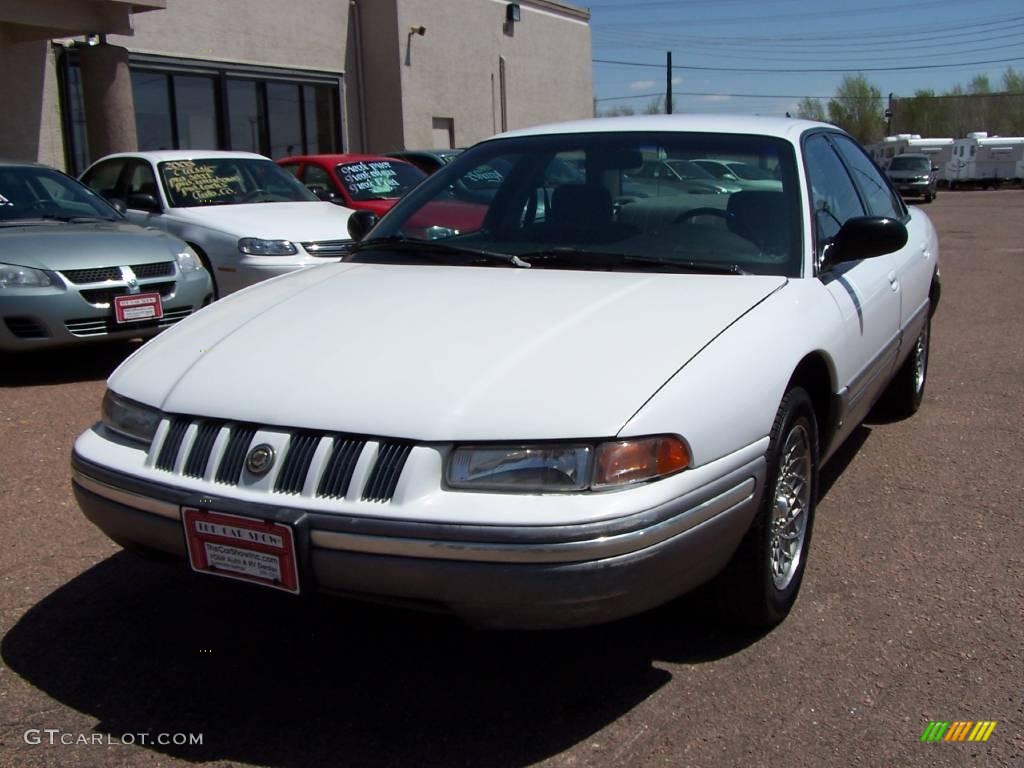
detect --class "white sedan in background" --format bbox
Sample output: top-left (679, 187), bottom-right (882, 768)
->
top-left (81, 151), bottom-right (355, 297)
top-left (72, 115), bottom-right (939, 630)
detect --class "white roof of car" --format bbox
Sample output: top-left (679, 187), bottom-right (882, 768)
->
top-left (93, 150), bottom-right (270, 163)
top-left (490, 114), bottom-right (832, 143)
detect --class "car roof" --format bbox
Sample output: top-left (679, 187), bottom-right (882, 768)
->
top-left (90, 150), bottom-right (270, 163)
top-left (278, 154), bottom-right (419, 167)
top-left (488, 114), bottom-right (832, 143)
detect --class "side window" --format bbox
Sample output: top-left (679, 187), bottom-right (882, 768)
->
top-left (126, 161), bottom-right (159, 200)
top-left (803, 134), bottom-right (865, 250)
top-left (302, 164), bottom-right (334, 199)
top-left (830, 135), bottom-right (902, 219)
top-left (279, 162), bottom-right (301, 178)
top-left (81, 159), bottom-right (126, 200)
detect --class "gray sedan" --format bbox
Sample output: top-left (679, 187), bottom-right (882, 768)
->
top-left (1, 161), bottom-right (213, 351)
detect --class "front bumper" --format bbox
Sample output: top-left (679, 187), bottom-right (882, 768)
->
top-left (0, 269), bottom-right (211, 350)
top-left (893, 180), bottom-right (934, 198)
top-left (72, 448), bottom-right (765, 629)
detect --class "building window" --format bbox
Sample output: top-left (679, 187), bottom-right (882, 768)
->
top-left (60, 50), bottom-right (342, 173)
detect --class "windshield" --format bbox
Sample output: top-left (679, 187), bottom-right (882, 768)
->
top-left (0, 165), bottom-right (120, 223)
top-left (889, 156), bottom-right (932, 172)
top-left (158, 158), bottom-right (317, 207)
top-left (355, 131), bottom-right (802, 277)
top-left (336, 160), bottom-right (426, 201)
top-left (727, 162), bottom-right (775, 180)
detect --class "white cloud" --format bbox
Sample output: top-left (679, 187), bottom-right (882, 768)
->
top-left (629, 79), bottom-right (656, 91)
top-left (672, 77), bottom-right (683, 86)
top-left (700, 94), bottom-right (733, 102)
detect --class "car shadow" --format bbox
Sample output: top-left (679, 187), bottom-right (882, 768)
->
top-left (818, 424), bottom-right (871, 500)
top-left (2, 553), bottom-right (766, 767)
top-left (0, 341), bottom-right (141, 387)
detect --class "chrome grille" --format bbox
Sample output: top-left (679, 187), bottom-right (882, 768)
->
top-left (216, 425), bottom-right (256, 485)
top-left (157, 418), bottom-right (189, 471)
top-left (274, 432), bottom-right (320, 495)
top-left (61, 266), bottom-right (121, 284)
top-left (80, 280), bottom-right (176, 306)
top-left (131, 261), bottom-right (175, 279)
top-left (150, 417), bottom-right (411, 505)
top-left (184, 421), bottom-right (221, 478)
top-left (362, 442), bottom-right (413, 502)
top-left (301, 239), bottom-right (354, 257)
top-left (317, 438), bottom-right (366, 499)
top-left (65, 307), bottom-right (192, 337)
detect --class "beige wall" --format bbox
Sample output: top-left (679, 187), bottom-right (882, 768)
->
top-left (107, 0), bottom-right (346, 73)
top-left (389, 0), bottom-right (592, 151)
top-left (0, 33), bottom-right (65, 168)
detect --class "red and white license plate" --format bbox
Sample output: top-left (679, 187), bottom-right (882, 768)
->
top-left (182, 508), bottom-right (299, 594)
top-left (113, 292), bottom-right (163, 323)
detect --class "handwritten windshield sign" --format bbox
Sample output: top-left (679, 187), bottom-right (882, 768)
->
top-left (338, 161), bottom-right (402, 196)
top-left (162, 160), bottom-right (242, 204)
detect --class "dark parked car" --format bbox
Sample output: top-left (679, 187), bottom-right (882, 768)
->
top-left (384, 149), bottom-right (464, 175)
top-left (885, 154), bottom-right (939, 202)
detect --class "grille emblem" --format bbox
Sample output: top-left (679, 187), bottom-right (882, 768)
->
top-left (246, 444), bottom-right (276, 475)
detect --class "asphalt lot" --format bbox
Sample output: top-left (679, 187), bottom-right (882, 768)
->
top-left (1, 189), bottom-right (1022, 768)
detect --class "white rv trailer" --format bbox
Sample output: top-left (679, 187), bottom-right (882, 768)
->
top-left (867, 134), bottom-right (954, 170)
top-left (947, 132), bottom-right (1024, 187)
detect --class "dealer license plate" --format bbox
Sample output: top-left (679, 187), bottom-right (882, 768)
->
top-left (182, 508), bottom-right (299, 594)
top-left (113, 292), bottom-right (163, 323)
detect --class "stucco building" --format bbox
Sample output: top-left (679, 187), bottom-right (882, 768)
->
top-left (0, 0), bottom-right (592, 174)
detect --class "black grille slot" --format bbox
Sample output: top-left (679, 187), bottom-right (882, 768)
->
top-left (183, 421), bottom-right (221, 478)
top-left (215, 425), bottom-right (256, 485)
top-left (300, 239), bottom-right (354, 257)
top-left (80, 281), bottom-right (176, 306)
top-left (274, 433), bottom-right (320, 495)
top-left (4, 316), bottom-right (49, 339)
top-left (156, 418), bottom-right (189, 471)
top-left (131, 261), bottom-right (175, 279)
top-left (317, 438), bottom-right (366, 499)
top-left (61, 266), bottom-right (120, 284)
top-left (362, 442), bottom-right (413, 502)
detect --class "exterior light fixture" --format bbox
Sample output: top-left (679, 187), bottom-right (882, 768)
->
top-left (507, 3), bottom-right (521, 23)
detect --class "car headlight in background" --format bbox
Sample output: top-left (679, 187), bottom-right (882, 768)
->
top-left (238, 238), bottom-right (298, 256)
top-left (101, 390), bottom-right (162, 445)
top-left (175, 246), bottom-right (202, 272)
top-left (448, 435), bottom-right (690, 493)
top-left (0, 263), bottom-right (52, 288)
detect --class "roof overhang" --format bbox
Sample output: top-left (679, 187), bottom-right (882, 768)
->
top-left (0, 0), bottom-right (166, 42)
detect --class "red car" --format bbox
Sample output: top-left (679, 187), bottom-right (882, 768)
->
top-left (278, 154), bottom-right (427, 217)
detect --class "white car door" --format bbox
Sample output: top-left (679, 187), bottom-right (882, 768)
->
top-left (804, 134), bottom-right (901, 425)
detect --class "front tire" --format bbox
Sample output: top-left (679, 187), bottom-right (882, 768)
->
top-left (720, 387), bottom-right (819, 628)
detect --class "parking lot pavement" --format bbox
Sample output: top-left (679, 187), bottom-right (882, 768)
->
top-left (1, 191), bottom-right (1022, 768)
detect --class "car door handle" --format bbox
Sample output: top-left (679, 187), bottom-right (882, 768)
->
top-left (888, 271), bottom-right (899, 291)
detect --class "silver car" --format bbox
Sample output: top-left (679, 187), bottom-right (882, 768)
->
top-left (0, 161), bottom-right (213, 351)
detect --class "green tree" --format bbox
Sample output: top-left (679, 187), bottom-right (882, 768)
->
top-left (827, 74), bottom-right (885, 144)
top-left (795, 97), bottom-right (826, 122)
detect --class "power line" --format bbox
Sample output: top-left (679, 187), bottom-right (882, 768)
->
top-left (592, 56), bottom-right (1024, 73)
top-left (595, 89), bottom-right (1024, 103)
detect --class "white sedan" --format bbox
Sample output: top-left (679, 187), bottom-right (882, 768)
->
top-left (80, 151), bottom-right (355, 297)
top-left (72, 115), bottom-right (939, 630)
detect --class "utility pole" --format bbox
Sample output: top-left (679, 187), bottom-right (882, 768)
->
top-left (666, 51), bottom-right (673, 114)
top-left (885, 92), bottom-right (894, 134)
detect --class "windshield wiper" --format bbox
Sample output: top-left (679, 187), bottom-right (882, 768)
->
top-left (516, 248), bottom-right (749, 275)
top-left (349, 236), bottom-right (531, 268)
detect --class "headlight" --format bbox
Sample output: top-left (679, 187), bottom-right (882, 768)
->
top-left (0, 263), bottom-right (52, 288)
top-left (448, 435), bottom-right (691, 493)
top-left (238, 238), bottom-right (297, 256)
top-left (175, 246), bottom-right (202, 272)
top-left (101, 390), bottom-right (162, 445)
top-left (448, 444), bottom-right (593, 492)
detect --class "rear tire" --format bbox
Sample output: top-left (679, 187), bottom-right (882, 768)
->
top-left (880, 315), bottom-right (930, 418)
top-left (719, 387), bottom-right (819, 629)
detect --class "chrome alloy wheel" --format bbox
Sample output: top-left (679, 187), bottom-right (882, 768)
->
top-left (769, 423), bottom-right (812, 591)
top-left (913, 322), bottom-right (929, 396)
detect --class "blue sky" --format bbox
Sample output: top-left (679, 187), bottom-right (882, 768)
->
top-left (588, 0), bottom-right (1024, 116)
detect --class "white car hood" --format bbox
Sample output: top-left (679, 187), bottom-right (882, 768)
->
top-left (110, 264), bottom-right (787, 440)
top-left (171, 201), bottom-right (353, 241)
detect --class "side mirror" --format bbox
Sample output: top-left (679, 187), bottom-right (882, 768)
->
top-left (826, 216), bottom-right (907, 267)
top-left (127, 192), bottom-right (162, 214)
top-left (347, 209), bottom-right (379, 241)
top-left (107, 198), bottom-right (127, 215)
top-left (309, 185), bottom-right (337, 202)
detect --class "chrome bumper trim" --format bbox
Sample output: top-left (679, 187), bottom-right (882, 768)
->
top-left (73, 470), bottom-right (182, 521)
top-left (309, 478), bottom-right (756, 564)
